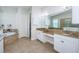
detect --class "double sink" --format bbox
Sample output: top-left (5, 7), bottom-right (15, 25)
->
top-left (63, 27), bottom-right (79, 38)
top-left (37, 27), bottom-right (79, 39)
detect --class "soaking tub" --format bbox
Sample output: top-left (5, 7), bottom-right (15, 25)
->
top-left (4, 32), bottom-right (16, 37)
top-left (4, 32), bottom-right (18, 46)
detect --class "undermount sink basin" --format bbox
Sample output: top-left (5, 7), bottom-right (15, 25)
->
top-left (63, 34), bottom-right (70, 35)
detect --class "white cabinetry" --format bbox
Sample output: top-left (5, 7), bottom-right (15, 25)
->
top-left (0, 39), bottom-right (3, 53)
top-left (54, 34), bottom-right (79, 53)
top-left (72, 6), bottom-right (79, 24)
top-left (36, 30), bottom-right (54, 44)
top-left (36, 30), bottom-right (46, 43)
top-left (0, 31), bottom-right (4, 53)
top-left (43, 33), bottom-right (54, 44)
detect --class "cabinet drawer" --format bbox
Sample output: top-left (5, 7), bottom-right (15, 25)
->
top-left (36, 31), bottom-right (46, 43)
top-left (44, 35), bottom-right (54, 44)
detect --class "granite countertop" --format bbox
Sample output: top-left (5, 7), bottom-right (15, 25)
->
top-left (36, 28), bottom-right (79, 39)
top-left (37, 28), bottom-right (54, 35)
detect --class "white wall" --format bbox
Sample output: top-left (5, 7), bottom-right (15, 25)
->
top-left (0, 13), bottom-right (2, 24)
top-left (31, 6), bottom-right (42, 40)
top-left (0, 7), bottom-right (31, 38)
top-left (1, 11), bottom-right (16, 29)
top-left (16, 7), bottom-right (31, 38)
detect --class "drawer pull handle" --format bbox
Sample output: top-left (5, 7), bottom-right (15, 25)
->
top-left (61, 41), bottom-right (64, 43)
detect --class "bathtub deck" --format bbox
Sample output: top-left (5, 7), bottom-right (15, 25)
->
top-left (4, 34), bottom-right (18, 46)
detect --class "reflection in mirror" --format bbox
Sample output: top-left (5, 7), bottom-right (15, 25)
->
top-left (49, 9), bottom-right (72, 29)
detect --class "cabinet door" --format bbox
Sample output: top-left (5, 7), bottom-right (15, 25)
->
top-left (36, 31), bottom-right (46, 43)
top-left (54, 36), bottom-right (64, 52)
top-left (39, 32), bottom-right (45, 42)
top-left (72, 6), bottom-right (79, 24)
top-left (59, 37), bottom-right (78, 53)
top-left (36, 31), bottom-right (42, 40)
top-left (0, 39), bottom-right (3, 53)
top-left (44, 34), bottom-right (54, 44)
top-left (54, 34), bottom-right (79, 53)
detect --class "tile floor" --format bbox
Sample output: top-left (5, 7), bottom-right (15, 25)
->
top-left (4, 37), bottom-right (57, 53)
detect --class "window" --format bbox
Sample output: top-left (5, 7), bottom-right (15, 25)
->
top-left (52, 19), bottom-right (60, 28)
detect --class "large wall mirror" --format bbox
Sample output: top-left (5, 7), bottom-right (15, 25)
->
top-left (60, 18), bottom-right (72, 28)
top-left (48, 9), bottom-right (72, 29)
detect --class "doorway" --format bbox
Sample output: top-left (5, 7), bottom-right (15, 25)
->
top-left (29, 13), bottom-right (31, 39)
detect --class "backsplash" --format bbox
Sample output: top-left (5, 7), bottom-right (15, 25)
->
top-left (70, 24), bottom-right (79, 27)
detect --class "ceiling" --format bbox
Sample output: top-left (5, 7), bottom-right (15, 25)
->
top-left (0, 6), bottom-right (31, 13)
top-left (40, 6), bottom-right (72, 16)
top-left (0, 6), bottom-right (71, 16)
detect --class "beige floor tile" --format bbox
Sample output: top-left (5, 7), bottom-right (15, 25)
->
top-left (4, 38), bottom-right (57, 53)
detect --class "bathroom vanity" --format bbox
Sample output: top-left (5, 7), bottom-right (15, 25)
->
top-left (54, 34), bottom-right (79, 53)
